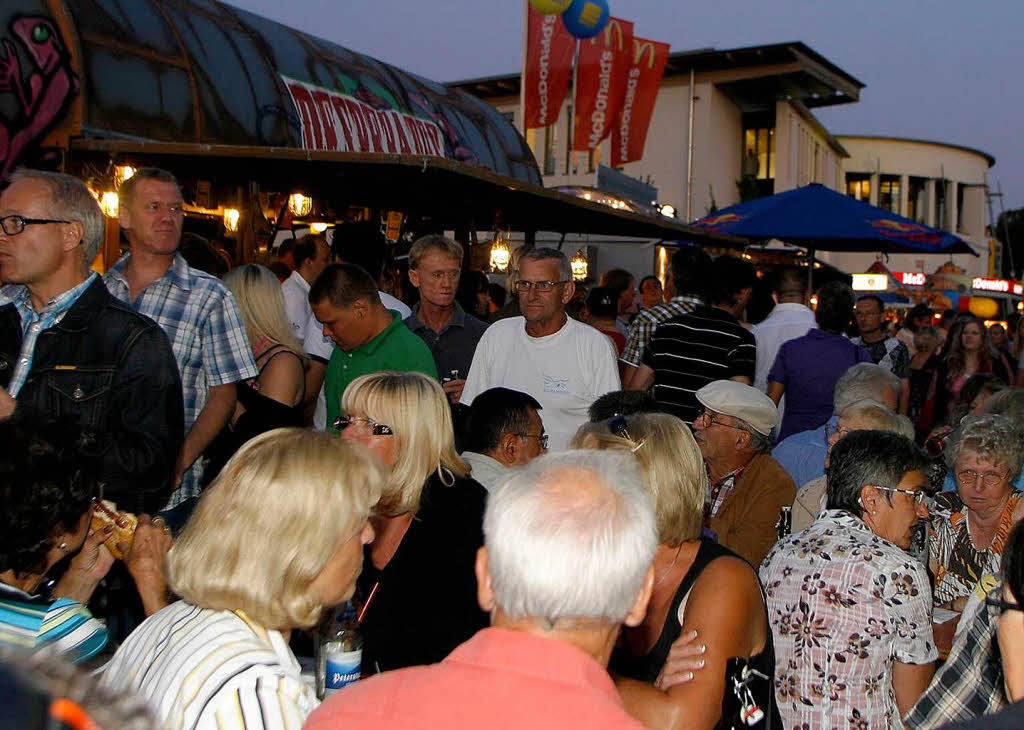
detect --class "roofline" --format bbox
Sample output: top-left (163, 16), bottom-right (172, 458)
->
top-left (834, 135), bottom-right (996, 167)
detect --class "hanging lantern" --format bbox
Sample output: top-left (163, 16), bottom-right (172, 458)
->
top-left (489, 235), bottom-right (511, 273)
top-left (968, 297), bottom-right (999, 320)
top-left (310, 222), bottom-right (329, 234)
top-left (99, 192), bottom-right (119, 218)
top-left (222, 208), bottom-right (240, 232)
top-left (288, 193), bottom-right (312, 217)
top-left (114, 165), bottom-right (135, 189)
top-left (571, 249), bottom-right (589, 281)
top-left (529, 0), bottom-right (572, 13)
top-left (561, 0), bottom-right (610, 39)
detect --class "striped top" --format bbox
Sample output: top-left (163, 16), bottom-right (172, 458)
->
top-left (641, 305), bottom-right (756, 423)
top-left (0, 582), bottom-right (109, 663)
top-left (101, 601), bottom-right (317, 730)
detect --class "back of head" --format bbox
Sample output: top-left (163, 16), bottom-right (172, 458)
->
top-left (308, 262), bottom-right (380, 308)
top-left (703, 255), bottom-right (756, 307)
top-left (342, 371), bottom-right (468, 515)
top-left (223, 264), bottom-right (304, 355)
top-left (834, 363), bottom-right (901, 413)
top-left (586, 286), bottom-right (619, 319)
top-left (816, 281), bottom-right (856, 332)
top-left (8, 168), bottom-right (104, 266)
top-left (982, 388), bottom-right (1024, 430)
top-left (464, 387), bottom-right (542, 455)
top-left (826, 430), bottom-right (928, 515)
top-left (179, 233), bottom-right (228, 278)
top-left (484, 451), bottom-right (657, 625)
top-left (573, 413), bottom-right (707, 545)
top-left (588, 390), bottom-right (662, 422)
top-left (167, 428), bottom-right (385, 630)
top-left (1003, 520), bottom-right (1024, 607)
top-left (773, 266), bottom-right (807, 300)
top-left (331, 221), bottom-right (387, 277)
top-left (838, 399), bottom-right (915, 440)
top-left (670, 246), bottom-right (712, 298)
top-left (599, 268), bottom-right (633, 294)
top-left (518, 247), bottom-right (571, 282)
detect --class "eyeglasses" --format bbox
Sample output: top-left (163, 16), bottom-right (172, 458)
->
top-left (825, 423), bottom-right (852, 441)
top-left (873, 485), bottom-right (928, 505)
top-left (985, 594), bottom-right (1022, 616)
top-left (695, 409), bottom-right (747, 431)
top-left (0, 214), bottom-right (72, 236)
top-left (515, 280), bottom-right (569, 293)
top-left (333, 415), bottom-right (394, 436)
top-left (956, 469), bottom-right (1008, 488)
top-left (515, 432), bottom-right (549, 449)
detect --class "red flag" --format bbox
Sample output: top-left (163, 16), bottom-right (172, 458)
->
top-left (523, 6), bottom-right (576, 129)
top-left (571, 18), bottom-right (634, 152)
top-left (610, 38), bottom-right (670, 167)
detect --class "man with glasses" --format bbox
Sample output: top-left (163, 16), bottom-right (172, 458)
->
top-left (691, 380), bottom-right (796, 566)
top-left (459, 387), bottom-right (547, 491)
top-left (0, 169), bottom-right (183, 513)
top-left (462, 248), bottom-right (620, 451)
top-left (853, 294), bottom-right (910, 412)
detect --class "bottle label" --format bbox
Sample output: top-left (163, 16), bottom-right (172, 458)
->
top-left (324, 648), bottom-right (362, 694)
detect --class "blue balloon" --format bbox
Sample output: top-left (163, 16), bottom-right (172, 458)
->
top-left (561, 0), bottom-right (610, 39)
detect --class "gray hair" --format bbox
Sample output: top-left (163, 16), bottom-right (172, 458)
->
top-left (9, 169), bottom-right (103, 265)
top-left (946, 414), bottom-right (1024, 482)
top-left (982, 389), bottom-right (1024, 430)
top-left (484, 450), bottom-right (657, 625)
top-left (739, 422), bottom-right (772, 454)
top-left (839, 399), bottom-right (915, 440)
top-left (826, 430), bottom-right (929, 517)
top-left (517, 247), bottom-right (572, 282)
top-left (834, 363), bottom-right (901, 413)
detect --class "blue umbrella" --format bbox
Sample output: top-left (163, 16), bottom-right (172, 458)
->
top-left (690, 183), bottom-right (976, 255)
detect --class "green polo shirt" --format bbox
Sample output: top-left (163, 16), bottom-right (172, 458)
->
top-left (324, 311), bottom-right (438, 431)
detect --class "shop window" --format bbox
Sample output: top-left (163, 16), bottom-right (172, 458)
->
top-left (879, 175), bottom-right (900, 214)
top-left (907, 177), bottom-right (927, 223)
top-left (846, 173), bottom-right (871, 202)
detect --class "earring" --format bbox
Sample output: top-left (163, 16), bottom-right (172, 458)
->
top-left (58, 542), bottom-right (68, 551)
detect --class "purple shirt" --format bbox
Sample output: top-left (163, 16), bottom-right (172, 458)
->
top-left (768, 329), bottom-right (872, 440)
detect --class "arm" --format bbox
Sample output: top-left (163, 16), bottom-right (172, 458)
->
top-left (304, 359), bottom-right (327, 418)
top-left (617, 558), bottom-right (767, 730)
top-left (729, 375), bottom-right (752, 385)
top-left (893, 660), bottom-right (935, 717)
top-left (0, 385), bottom-right (13, 419)
top-left (257, 352), bottom-right (305, 407)
top-left (176, 383), bottom-right (236, 484)
top-left (124, 515), bottom-right (174, 616)
top-left (766, 381), bottom-right (785, 404)
top-left (628, 364), bottom-right (655, 392)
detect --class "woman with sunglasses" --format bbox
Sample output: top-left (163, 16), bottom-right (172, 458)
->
top-left (930, 414), bottom-right (1024, 611)
top-left (338, 371), bottom-right (488, 673)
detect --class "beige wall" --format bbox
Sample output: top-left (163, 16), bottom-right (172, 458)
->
top-left (774, 101), bottom-right (843, 193)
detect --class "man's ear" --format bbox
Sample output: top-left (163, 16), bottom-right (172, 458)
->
top-left (475, 547), bottom-right (495, 613)
top-left (624, 564), bottom-right (655, 628)
top-left (408, 268), bottom-right (421, 289)
top-left (561, 280), bottom-right (575, 305)
top-left (498, 432), bottom-right (519, 466)
top-left (63, 220), bottom-right (86, 254)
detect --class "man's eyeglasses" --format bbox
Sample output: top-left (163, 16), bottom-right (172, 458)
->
top-left (873, 485), bottom-right (928, 505)
top-left (985, 594), bottom-right (1022, 616)
top-left (695, 409), bottom-right (747, 431)
top-left (824, 423), bottom-right (852, 441)
top-left (0, 214), bottom-right (71, 236)
top-left (334, 415), bottom-right (394, 436)
top-left (515, 280), bottom-right (569, 293)
top-left (515, 432), bottom-right (549, 449)
top-left (956, 469), bottom-right (1007, 488)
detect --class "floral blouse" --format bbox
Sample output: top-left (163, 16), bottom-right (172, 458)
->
top-left (929, 489), bottom-right (1022, 607)
top-left (760, 510), bottom-right (937, 730)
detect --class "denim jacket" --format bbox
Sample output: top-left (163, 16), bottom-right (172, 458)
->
top-left (0, 279), bottom-right (184, 513)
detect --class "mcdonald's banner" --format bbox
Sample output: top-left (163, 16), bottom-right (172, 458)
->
top-left (523, 5), bottom-right (577, 129)
top-left (571, 17), bottom-right (634, 151)
top-left (610, 37), bottom-right (670, 166)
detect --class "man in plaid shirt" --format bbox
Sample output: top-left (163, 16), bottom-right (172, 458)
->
top-left (620, 246), bottom-right (709, 389)
top-left (104, 168), bottom-right (257, 521)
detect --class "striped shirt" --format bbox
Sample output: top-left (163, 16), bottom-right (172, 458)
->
top-left (641, 305), bottom-right (756, 423)
top-left (104, 253), bottom-right (257, 506)
top-left (0, 273), bottom-right (98, 397)
top-left (101, 601), bottom-right (317, 730)
top-left (0, 582), bottom-right (108, 664)
top-left (620, 295), bottom-right (702, 367)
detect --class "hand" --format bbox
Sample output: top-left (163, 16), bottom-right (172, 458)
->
top-left (53, 525), bottom-right (115, 604)
top-left (125, 515), bottom-right (174, 616)
top-left (442, 378), bottom-right (466, 404)
top-left (655, 629), bottom-right (707, 690)
top-left (0, 385), bottom-right (15, 420)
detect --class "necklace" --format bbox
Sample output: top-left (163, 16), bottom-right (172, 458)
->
top-left (654, 544), bottom-right (684, 588)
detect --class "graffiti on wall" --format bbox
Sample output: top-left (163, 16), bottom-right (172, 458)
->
top-left (0, 15), bottom-right (79, 178)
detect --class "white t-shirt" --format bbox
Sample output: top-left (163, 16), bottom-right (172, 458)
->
top-left (281, 270), bottom-right (312, 337)
top-left (462, 316), bottom-right (621, 451)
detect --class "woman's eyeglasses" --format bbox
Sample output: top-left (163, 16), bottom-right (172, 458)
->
top-left (873, 485), bottom-right (928, 505)
top-left (334, 415), bottom-right (394, 436)
top-left (955, 469), bottom-right (1007, 488)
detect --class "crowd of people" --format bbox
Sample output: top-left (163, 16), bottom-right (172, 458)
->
top-left (2, 166), bottom-right (1024, 730)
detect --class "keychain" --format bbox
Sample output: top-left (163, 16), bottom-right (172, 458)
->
top-left (731, 666), bottom-right (769, 727)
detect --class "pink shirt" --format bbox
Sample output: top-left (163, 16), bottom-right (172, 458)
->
top-left (304, 627), bottom-right (645, 730)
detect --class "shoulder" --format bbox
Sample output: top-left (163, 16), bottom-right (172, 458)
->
top-left (745, 454), bottom-right (797, 486)
top-left (692, 553), bottom-right (763, 598)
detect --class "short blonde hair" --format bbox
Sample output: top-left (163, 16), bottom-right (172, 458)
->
top-left (167, 429), bottom-right (384, 630)
top-left (839, 399), bottom-right (915, 439)
top-left (224, 264), bottom-right (307, 361)
top-left (572, 413), bottom-right (708, 545)
top-left (342, 372), bottom-right (468, 516)
top-left (408, 234), bottom-right (464, 270)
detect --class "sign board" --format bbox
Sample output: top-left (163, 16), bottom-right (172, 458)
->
top-left (892, 271), bottom-right (927, 286)
top-left (852, 273), bottom-right (888, 291)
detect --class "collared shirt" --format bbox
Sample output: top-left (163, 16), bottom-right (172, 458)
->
top-left (460, 450), bottom-right (508, 492)
top-left (304, 627), bottom-right (646, 730)
top-left (760, 510), bottom-right (937, 730)
top-left (0, 582), bottom-right (108, 664)
top-left (280, 269), bottom-right (312, 337)
top-left (750, 302), bottom-right (816, 392)
top-left (101, 601), bottom-right (317, 730)
top-left (852, 335), bottom-right (911, 378)
top-left (905, 575), bottom-right (1005, 728)
top-left (772, 416), bottom-right (834, 487)
top-left (705, 465), bottom-right (744, 524)
top-left (0, 273), bottom-right (97, 397)
top-left (104, 253), bottom-right (257, 505)
top-left (324, 311), bottom-right (437, 431)
top-left (620, 294), bottom-right (701, 367)
top-left (405, 300), bottom-right (489, 380)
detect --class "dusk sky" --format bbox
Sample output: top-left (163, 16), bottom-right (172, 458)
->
top-left (233, 0), bottom-right (1023, 213)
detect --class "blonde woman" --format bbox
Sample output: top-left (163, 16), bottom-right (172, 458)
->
top-left (204, 264), bottom-right (308, 482)
top-left (339, 371), bottom-right (488, 673)
top-left (101, 429), bottom-right (384, 730)
top-left (573, 414), bottom-right (780, 730)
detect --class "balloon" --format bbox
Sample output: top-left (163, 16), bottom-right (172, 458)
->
top-left (528, 0), bottom-right (572, 13)
top-left (561, 0), bottom-right (610, 39)
top-left (968, 297), bottom-right (999, 320)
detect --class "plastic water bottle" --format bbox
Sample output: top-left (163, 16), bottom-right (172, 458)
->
top-left (316, 603), bottom-right (362, 700)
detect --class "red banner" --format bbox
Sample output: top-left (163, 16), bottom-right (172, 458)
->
top-left (523, 6), bottom-right (576, 129)
top-left (572, 17), bottom-right (634, 152)
top-left (610, 38), bottom-right (670, 166)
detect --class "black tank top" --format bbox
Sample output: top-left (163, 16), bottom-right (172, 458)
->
top-left (611, 538), bottom-right (781, 730)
